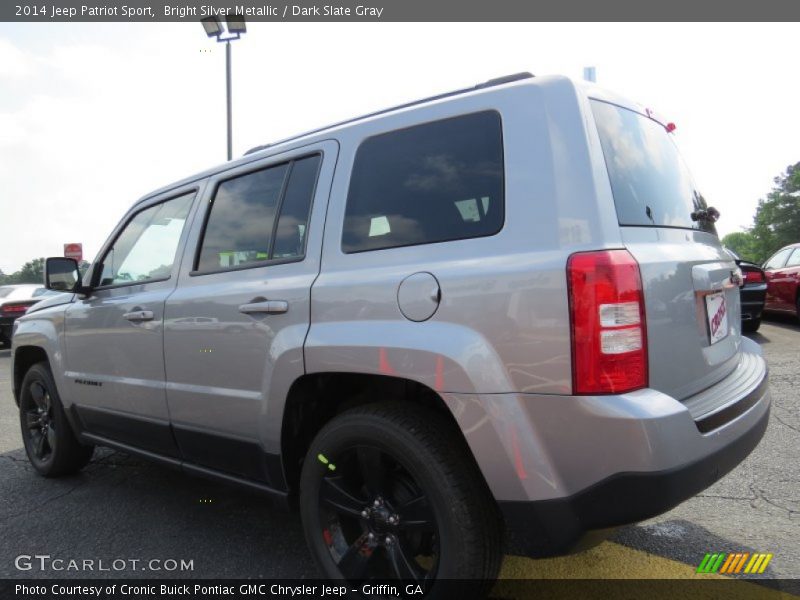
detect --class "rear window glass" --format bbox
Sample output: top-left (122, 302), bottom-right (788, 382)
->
top-left (342, 111), bottom-right (504, 253)
top-left (591, 99), bottom-right (715, 234)
top-left (0, 287), bottom-right (13, 299)
top-left (5, 286), bottom-right (39, 300)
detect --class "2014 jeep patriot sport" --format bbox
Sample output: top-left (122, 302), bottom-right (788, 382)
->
top-left (12, 73), bottom-right (770, 592)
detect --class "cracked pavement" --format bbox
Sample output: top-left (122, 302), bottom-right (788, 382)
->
top-left (0, 316), bottom-right (797, 580)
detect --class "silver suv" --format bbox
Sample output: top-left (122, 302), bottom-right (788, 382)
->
top-left (12, 74), bottom-right (769, 590)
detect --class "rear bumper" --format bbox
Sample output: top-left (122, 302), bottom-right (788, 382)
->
top-left (499, 405), bottom-right (769, 557)
top-left (442, 338), bottom-right (770, 558)
top-left (740, 283), bottom-right (767, 320)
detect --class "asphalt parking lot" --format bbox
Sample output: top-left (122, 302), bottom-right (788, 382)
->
top-left (0, 317), bottom-right (797, 593)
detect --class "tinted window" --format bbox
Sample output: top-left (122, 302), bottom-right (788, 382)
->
top-left (343, 111), bottom-right (504, 253)
top-left (196, 155), bottom-right (320, 272)
top-left (99, 192), bottom-right (195, 286)
top-left (591, 100), bottom-right (714, 234)
top-left (764, 248), bottom-right (792, 270)
top-left (786, 248), bottom-right (800, 267)
top-left (0, 287), bottom-right (13, 299)
top-left (273, 156), bottom-right (321, 259)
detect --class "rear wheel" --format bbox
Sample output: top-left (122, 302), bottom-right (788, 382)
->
top-left (299, 403), bottom-right (502, 597)
top-left (19, 363), bottom-right (93, 477)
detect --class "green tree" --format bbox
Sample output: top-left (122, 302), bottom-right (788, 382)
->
top-left (721, 231), bottom-right (759, 262)
top-left (749, 162), bottom-right (800, 263)
top-left (4, 258), bottom-right (46, 284)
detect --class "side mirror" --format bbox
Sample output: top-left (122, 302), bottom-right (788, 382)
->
top-left (45, 257), bottom-right (90, 294)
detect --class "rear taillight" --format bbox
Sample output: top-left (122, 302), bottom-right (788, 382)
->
top-left (567, 250), bottom-right (648, 394)
top-left (2, 305), bottom-right (29, 314)
top-left (742, 270), bottom-right (765, 284)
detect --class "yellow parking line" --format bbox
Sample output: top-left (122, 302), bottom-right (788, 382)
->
top-left (494, 541), bottom-right (795, 599)
top-left (501, 541), bottom-right (724, 579)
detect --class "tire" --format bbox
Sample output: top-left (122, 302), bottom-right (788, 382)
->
top-left (299, 403), bottom-right (502, 598)
top-left (743, 317), bottom-right (761, 333)
top-left (19, 363), bottom-right (94, 477)
top-left (796, 296), bottom-right (800, 325)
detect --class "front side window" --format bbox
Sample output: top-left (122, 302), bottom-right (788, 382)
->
top-left (342, 111), bottom-right (504, 253)
top-left (196, 154), bottom-right (321, 273)
top-left (99, 192), bottom-right (195, 286)
top-left (764, 248), bottom-right (792, 270)
top-left (785, 248), bottom-right (800, 268)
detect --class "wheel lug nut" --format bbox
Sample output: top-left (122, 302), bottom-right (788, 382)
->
top-left (367, 532), bottom-right (375, 540)
top-left (373, 499), bottom-right (381, 507)
top-left (361, 509), bottom-right (369, 518)
top-left (385, 536), bottom-right (392, 545)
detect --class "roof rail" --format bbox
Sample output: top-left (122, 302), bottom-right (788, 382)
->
top-left (244, 72), bottom-right (534, 156)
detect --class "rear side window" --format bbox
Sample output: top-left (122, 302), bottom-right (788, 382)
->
top-left (342, 111), bottom-right (504, 253)
top-left (196, 154), bottom-right (321, 273)
top-left (591, 100), bottom-right (715, 234)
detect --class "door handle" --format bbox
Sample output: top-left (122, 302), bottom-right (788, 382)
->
top-left (123, 310), bottom-right (154, 322)
top-left (238, 300), bottom-right (289, 315)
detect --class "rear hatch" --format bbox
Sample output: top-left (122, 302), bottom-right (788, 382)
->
top-left (591, 98), bottom-right (741, 401)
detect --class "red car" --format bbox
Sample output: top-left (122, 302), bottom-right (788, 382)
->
top-left (763, 242), bottom-right (800, 320)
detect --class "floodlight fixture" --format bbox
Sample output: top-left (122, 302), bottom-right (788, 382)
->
top-left (201, 16), bottom-right (222, 38)
top-left (226, 14), bottom-right (247, 35)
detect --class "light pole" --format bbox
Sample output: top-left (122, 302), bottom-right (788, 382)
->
top-left (201, 14), bottom-right (246, 161)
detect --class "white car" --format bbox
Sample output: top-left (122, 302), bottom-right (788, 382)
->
top-left (0, 284), bottom-right (59, 347)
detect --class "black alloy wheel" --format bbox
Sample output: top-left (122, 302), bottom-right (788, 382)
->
top-left (23, 380), bottom-right (57, 463)
top-left (300, 403), bottom-right (503, 599)
top-left (317, 444), bottom-right (439, 582)
top-left (19, 363), bottom-right (93, 476)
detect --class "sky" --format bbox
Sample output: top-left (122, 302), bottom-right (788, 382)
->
top-left (0, 22), bottom-right (799, 274)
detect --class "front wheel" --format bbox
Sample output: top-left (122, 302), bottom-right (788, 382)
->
top-left (299, 404), bottom-right (502, 598)
top-left (19, 363), bottom-right (94, 477)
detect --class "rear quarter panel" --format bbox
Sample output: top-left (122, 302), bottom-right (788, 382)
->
top-left (307, 76), bottom-right (624, 394)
